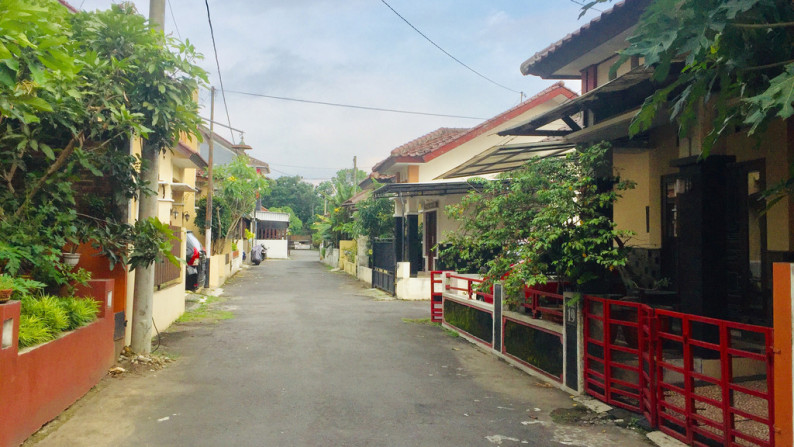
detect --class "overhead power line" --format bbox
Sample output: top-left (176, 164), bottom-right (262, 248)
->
top-left (379, 0), bottom-right (522, 95)
top-left (167, 0), bottom-right (182, 39)
top-left (225, 89), bottom-right (486, 120)
top-left (203, 0), bottom-right (236, 143)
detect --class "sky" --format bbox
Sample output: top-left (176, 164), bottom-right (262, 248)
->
top-left (74, 0), bottom-right (601, 182)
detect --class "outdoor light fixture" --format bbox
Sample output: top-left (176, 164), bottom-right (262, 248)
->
top-left (172, 209), bottom-right (180, 219)
top-left (183, 212), bottom-right (190, 221)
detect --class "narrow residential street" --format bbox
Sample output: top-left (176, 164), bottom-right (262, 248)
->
top-left (28, 250), bottom-right (647, 447)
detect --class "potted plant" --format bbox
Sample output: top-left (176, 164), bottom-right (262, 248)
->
top-left (0, 274), bottom-right (14, 303)
top-left (63, 220), bottom-right (93, 267)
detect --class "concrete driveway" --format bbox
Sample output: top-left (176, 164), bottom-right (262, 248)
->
top-left (28, 250), bottom-right (648, 447)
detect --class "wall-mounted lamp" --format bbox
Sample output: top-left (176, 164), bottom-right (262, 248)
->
top-left (172, 209), bottom-right (180, 220)
top-left (183, 212), bottom-right (190, 222)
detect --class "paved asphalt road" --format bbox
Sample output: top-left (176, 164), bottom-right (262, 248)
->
top-left (29, 250), bottom-right (647, 447)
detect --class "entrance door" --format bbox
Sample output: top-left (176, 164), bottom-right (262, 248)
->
top-left (725, 160), bottom-right (767, 322)
top-left (425, 211), bottom-right (437, 271)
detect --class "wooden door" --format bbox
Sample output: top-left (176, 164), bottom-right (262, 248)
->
top-left (425, 211), bottom-right (437, 271)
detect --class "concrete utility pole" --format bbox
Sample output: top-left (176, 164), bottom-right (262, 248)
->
top-left (205, 87), bottom-right (215, 256)
top-left (353, 156), bottom-right (357, 193)
top-left (131, 0), bottom-right (166, 354)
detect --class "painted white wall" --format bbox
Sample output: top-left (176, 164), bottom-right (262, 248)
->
top-left (416, 97), bottom-right (571, 182)
top-left (357, 265), bottom-right (373, 286)
top-left (152, 284), bottom-right (185, 335)
top-left (395, 262), bottom-right (430, 300)
top-left (257, 239), bottom-right (288, 259)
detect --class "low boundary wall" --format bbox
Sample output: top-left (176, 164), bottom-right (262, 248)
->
top-left (0, 279), bottom-right (116, 447)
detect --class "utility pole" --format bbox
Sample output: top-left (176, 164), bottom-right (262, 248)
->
top-left (353, 156), bottom-right (357, 193)
top-left (131, 0), bottom-right (166, 354)
top-left (205, 87), bottom-right (215, 256)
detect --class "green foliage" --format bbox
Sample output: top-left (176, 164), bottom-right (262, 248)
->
top-left (21, 295), bottom-right (69, 333)
top-left (269, 206), bottom-right (303, 234)
top-left (0, 2), bottom-right (206, 289)
top-left (17, 294), bottom-right (99, 347)
top-left (584, 0), bottom-right (794, 201)
top-left (262, 176), bottom-right (320, 228)
top-left (445, 143), bottom-right (634, 303)
top-left (60, 296), bottom-right (100, 330)
top-left (18, 315), bottom-right (54, 348)
top-left (351, 194), bottom-right (394, 241)
top-left (128, 217), bottom-right (179, 271)
top-left (312, 168), bottom-right (364, 245)
top-left (195, 156), bottom-right (268, 254)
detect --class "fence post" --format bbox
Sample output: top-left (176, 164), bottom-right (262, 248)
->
top-left (563, 292), bottom-right (584, 393)
top-left (773, 263), bottom-right (793, 447)
top-left (493, 282), bottom-right (503, 354)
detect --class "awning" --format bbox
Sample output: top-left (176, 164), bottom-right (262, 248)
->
top-left (436, 141), bottom-right (574, 179)
top-left (373, 181), bottom-right (487, 199)
top-left (498, 67), bottom-right (654, 137)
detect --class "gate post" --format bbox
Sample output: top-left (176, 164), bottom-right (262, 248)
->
top-left (773, 263), bottom-right (793, 447)
top-left (493, 283), bottom-right (503, 354)
top-left (563, 292), bottom-right (584, 393)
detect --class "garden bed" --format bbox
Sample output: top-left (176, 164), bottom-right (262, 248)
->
top-left (0, 280), bottom-right (115, 447)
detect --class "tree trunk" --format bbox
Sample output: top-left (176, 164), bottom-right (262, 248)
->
top-left (130, 140), bottom-right (159, 354)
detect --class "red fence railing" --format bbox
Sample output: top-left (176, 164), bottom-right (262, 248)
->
top-left (430, 271), bottom-right (445, 323)
top-left (583, 295), bottom-right (775, 447)
top-left (654, 309), bottom-right (775, 447)
top-left (444, 272), bottom-right (493, 303)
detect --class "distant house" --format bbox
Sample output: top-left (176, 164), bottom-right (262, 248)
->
top-left (254, 209), bottom-right (290, 259)
top-left (191, 128), bottom-right (271, 286)
top-left (365, 83), bottom-right (577, 298)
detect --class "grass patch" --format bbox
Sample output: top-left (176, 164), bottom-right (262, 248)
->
top-left (550, 406), bottom-right (590, 424)
top-left (401, 317), bottom-right (439, 325)
top-left (442, 327), bottom-right (460, 338)
top-left (176, 294), bottom-right (234, 324)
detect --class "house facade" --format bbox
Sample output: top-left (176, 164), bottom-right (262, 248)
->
top-left (371, 83), bottom-right (578, 277)
top-left (499, 0), bottom-right (792, 326)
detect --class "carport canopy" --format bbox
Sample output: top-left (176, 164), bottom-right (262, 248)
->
top-left (372, 180), bottom-right (489, 199)
top-left (436, 141), bottom-right (574, 179)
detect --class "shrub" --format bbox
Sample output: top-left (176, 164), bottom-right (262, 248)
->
top-left (61, 297), bottom-right (100, 330)
top-left (18, 315), bottom-right (55, 348)
top-left (21, 295), bottom-right (70, 333)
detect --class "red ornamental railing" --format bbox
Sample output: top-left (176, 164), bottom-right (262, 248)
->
top-left (444, 272), bottom-right (493, 304)
top-left (654, 309), bottom-right (775, 447)
top-left (430, 271), bottom-right (445, 323)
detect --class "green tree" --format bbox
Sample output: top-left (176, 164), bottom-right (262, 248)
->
top-left (0, 1), bottom-right (205, 287)
top-left (444, 144), bottom-right (634, 304)
top-left (584, 0), bottom-right (794, 202)
top-left (312, 168), bottom-right (365, 245)
top-left (269, 206), bottom-right (303, 234)
top-left (195, 156), bottom-right (269, 254)
top-left (261, 176), bottom-right (319, 228)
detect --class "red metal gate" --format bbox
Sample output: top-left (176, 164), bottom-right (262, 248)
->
top-left (584, 296), bottom-right (775, 447)
top-left (584, 296), bottom-right (656, 423)
top-left (430, 271), bottom-right (444, 323)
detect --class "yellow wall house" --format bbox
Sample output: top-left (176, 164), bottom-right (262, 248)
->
top-left (127, 134), bottom-right (207, 343)
top-left (191, 128), bottom-right (271, 288)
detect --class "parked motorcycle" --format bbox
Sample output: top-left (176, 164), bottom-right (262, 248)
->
top-left (251, 244), bottom-right (267, 265)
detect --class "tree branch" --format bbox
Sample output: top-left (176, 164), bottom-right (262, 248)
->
top-left (13, 132), bottom-right (84, 219)
top-left (742, 59), bottom-right (794, 72)
top-left (731, 21), bottom-right (794, 29)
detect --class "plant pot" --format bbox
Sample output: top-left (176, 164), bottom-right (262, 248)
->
top-left (0, 288), bottom-right (12, 303)
top-left (62, 252), bottom-right (81, 267)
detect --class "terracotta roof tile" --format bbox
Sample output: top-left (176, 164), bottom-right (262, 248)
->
top-left (389, 127), bottom-right (470, 158)
top-left (520, 0), bottom-right (650, 77)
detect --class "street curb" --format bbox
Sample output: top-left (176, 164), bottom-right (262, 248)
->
top-left (646, 431), bottom-right (687, 447)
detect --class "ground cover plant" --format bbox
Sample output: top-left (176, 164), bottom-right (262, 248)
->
top-left (17, 294), bottom-right (100, 348)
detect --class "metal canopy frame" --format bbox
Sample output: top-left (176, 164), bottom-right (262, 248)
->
top-left (498, 67), bottom-right (654, 137)
top-left (437, 141), bottom-right (574, 179)
top-left (372, 181), bottom-right (487, 199)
